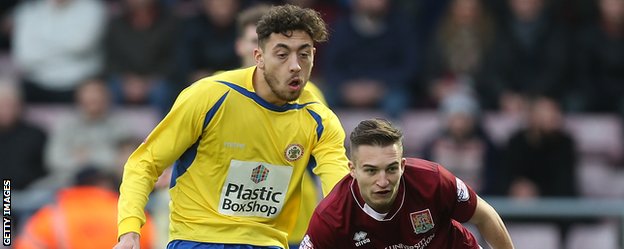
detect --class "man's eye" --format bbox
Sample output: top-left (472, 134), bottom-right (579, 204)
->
top-left (277, 53), bottom-right (287, 59)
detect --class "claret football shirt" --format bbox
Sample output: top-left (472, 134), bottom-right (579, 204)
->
top-left (302, 158), bottom-right (479, 249)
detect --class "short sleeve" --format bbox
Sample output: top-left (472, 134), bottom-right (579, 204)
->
top-left (437, 165), bottom-right (478, 223)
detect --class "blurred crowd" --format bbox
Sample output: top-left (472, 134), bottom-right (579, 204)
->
top-left (1, 0), bottom-right (623, 248)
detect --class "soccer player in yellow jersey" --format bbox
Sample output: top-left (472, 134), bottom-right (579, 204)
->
top-left (114, 4), bottom-right (350, 249)
top-left (234, 5), bottom-right (327, 248)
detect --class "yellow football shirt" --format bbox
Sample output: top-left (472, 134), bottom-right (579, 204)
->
top-left (287, 81), bottom-right (326, 245)
top-left (117, 67), bottom-right (349, 248)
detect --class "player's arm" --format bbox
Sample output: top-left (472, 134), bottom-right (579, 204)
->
top-left (309, 110), bottom-right (350, 196)
top-left (117, 83), bottom-right (213, 242)
top-left (300, 212), bottom-right (337, 249)
top-left (468, 196), bottom-right (514, 249)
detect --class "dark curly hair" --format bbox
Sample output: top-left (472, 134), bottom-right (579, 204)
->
top-left (256, 4), bottom-right (328, 48)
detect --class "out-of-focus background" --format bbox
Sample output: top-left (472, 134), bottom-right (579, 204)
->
top-left (1, 0), bottom-right (623, 248)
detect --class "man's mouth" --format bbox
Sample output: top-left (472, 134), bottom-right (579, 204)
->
top-left (288, 77), bottom-right (302, 91)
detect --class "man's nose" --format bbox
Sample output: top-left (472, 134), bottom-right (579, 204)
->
top-left (289, 55), bottom-right (301, 73)
top-left (376, 172), bottom-right (390, 188)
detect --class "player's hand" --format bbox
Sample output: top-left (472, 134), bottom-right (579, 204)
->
top-left (113, 232), bottom-right (140, 249)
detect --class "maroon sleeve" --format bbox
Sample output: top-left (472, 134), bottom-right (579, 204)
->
top-left (436, 165), bottom-right (478, 223)
top-left (300, 211), bottom-right (338, 249)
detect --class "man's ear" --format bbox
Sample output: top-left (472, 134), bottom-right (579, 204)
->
top-left (349, 161), bottom-right (356, 178)
top-left (401, 158), bottom-right (407, 172)
top-left (254, 48), bottom-right (264, 69)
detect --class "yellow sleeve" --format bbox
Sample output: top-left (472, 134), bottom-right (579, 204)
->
top-left (311, 109), bottom-right (349, 196)
top-left (117, 84), bottom-right (211, 238)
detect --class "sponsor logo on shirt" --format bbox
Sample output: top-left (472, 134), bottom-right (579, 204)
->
top-left (219, 160), bottom-right (292, 218)
top-left (384, 234), bottom-right (435, 249)
top-left (456, 177), bottom-right (470, 202)
top-left (353, 231), bottom-right (371, 247)
top-left (250, 165), bottom-right (269, 183)
top-left (284, 144), bottom-right (304, 161)
top-left (410, 209), bottom-right (435, 234)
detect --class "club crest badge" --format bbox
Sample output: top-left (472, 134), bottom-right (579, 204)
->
top-left (410, 209), bottom-right (435, 234)
top-left (284, 144), bottom-right (304, 162)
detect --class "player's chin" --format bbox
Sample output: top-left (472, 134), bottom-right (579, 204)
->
top-left (370, 200), bottom-right (391, 210)
top-left (285, 90), bottom-right (303, 101)
top-left (370, 196), bottom-right (389, 205)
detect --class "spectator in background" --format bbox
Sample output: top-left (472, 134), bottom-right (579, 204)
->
top-left (0, 80), bottom-right (47, 191)
top-left (0, 0), bottom-right (18, 52)
top-left (105, 0), bottom-right (178, 115)
top-left (233, 4), bottom-right (271, 69)
top-left (500, 96), bottom-right (578, 242)
top-left (422, 93), bottom-right (499, 195)
top-left (424, 0), bottom-right (496, 107)
top-left (501, 96), bottom-right (577, 199)
top-left (478, 0), bottom-right (569, 112)
top-left (12, 0), bottom-right (106, 103)
top-left (14, 167), bottom-right (155, 249)
top-left (175, 0), bottom-right (240, 86)
top-left (573, 0), bottom-right (624, 115)
top-left (394, 0), bottom-right (450, 39)
top-left (45, 78), bottom-right (130, 188)
top-left (323, 0), bottom-right (419, 119)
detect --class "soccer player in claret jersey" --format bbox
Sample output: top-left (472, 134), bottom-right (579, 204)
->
top-left (114, 4), bottom-right (350, 249)
top-left (301, 119), bottom-right (514, 249)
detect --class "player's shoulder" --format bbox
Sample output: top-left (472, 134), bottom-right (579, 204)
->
top-left (199, 68), bottom-right (249, 86)
top-left (299, 88), bottom-right (325, 107)
top-left (209, 67), bottom-right (251, 83)
top-left (187, 68), bottom-right (252, 94)
top-left (403, 158), bottom-right (445, 187)
top-left (405, 158), bottom-right (441, 174)
top-left (300, 91), bottom-right (337, 121)
top-left (303, 81), bottom-right (327, 104)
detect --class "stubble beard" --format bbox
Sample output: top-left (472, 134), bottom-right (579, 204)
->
top-left (263, 70), bottom-right (304, 103)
